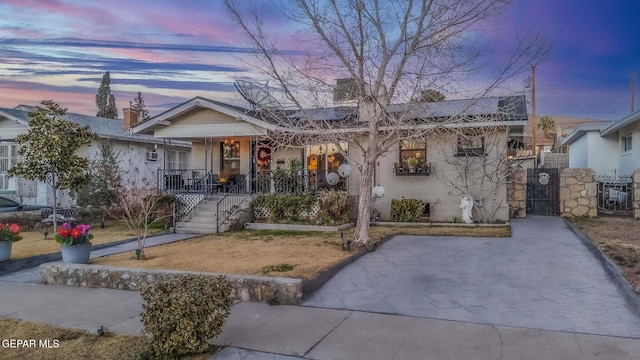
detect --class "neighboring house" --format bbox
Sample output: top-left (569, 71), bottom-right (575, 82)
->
top-left (562, 110), bottom-right (639, 177)
top-left (132, 93), bottom-right (527, 223)
top-left (0, 105), bottom-right (190, 207)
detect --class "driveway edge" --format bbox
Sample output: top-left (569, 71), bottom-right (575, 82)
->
top-left (564, 218), bottom-right (640, 316)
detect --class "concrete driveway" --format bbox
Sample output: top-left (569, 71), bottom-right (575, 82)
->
top-left (303, 216), bottom-right (640, 338)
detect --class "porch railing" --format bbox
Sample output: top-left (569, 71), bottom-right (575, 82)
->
top-left (216, 174), bottom-right (251, 232)
top-left (255, 170), bottom-right (348, 194)
top-left (158, 169), bottom-right (210, 193)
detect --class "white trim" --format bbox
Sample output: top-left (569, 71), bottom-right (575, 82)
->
top-left (131, 97), bottom-right (283, 134)
top-left (155, 123), bottom-right (268, 138)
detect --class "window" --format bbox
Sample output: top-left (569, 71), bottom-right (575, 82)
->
top-left (394, 139), bottom-right (430, 175)
top-left (168, 150), bottom-right (189, 170)
top-left (0, 144), bottom-right (17, 190)
top-left (399, 139), bottom-right (427, 165)
top-left (623, 134), bottom-right (632, 152)
top-left (456, 132), bottom-right (484, 156)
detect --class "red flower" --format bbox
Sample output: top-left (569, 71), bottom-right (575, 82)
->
top-left (57, 226), bottom-right (71, 237)
top-left (8, 223), bottom-right (21, 235)
top-left (0, 224), bottom-right (4, 230)
top-left (70, 227), bottom-right (82, 239)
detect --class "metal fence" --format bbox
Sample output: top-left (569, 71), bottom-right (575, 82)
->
top-left (255, 170), bottom-right (348, 194)
top-left (597, 175), bottom-right (634, 216)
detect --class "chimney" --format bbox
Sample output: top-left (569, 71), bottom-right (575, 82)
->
top-left (123, 108), bottom-right (139, 132)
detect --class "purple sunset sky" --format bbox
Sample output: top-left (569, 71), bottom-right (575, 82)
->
top-left (0, 0), bottom-right (638, 121)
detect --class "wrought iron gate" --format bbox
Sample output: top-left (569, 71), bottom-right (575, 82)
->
top-left (526, 168), bottom-right (559, 216)
top-left (597, 175), bottom-right (633, 217)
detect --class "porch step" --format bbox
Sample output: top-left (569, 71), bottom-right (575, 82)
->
top-left (176, 193), bottom-right (252, 234)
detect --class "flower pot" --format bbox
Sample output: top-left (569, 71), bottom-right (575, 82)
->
top-left (61, 243), bottom-right (92, 264)
top-left (0, 241), bottom-right (12, 262)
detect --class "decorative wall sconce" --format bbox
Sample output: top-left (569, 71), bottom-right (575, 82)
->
top-left (372, 185), bottom-right (385, 198)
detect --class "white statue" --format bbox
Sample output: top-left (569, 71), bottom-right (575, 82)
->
top-left (460, 196), bottom-right (474, 224)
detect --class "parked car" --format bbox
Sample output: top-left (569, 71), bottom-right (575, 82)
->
top-left (0, 196), bottom-right (49, 213)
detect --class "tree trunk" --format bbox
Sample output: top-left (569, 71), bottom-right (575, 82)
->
top-left (352, 150), bottom-right (376, 246)
top-left (52, 181), bottom-right (58, 230)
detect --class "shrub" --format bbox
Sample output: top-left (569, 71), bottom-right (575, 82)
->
top-left (390, 198), bottom-right (425, 222)
top-left (317, 190), bottom-right (352, 225)
top-left (252, 193), bottom-right (316, 223)
top-left (140, 275), bottom-right (233, 359)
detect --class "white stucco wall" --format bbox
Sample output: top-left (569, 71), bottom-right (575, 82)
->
top-left (615, 123), bottom-right (639, 177)
top-left (587, 133), bottom-right (619, 177)
top-left (346, 130), bottom-right (510, 223)
top-left (568, 135), bottom-right (588, 169)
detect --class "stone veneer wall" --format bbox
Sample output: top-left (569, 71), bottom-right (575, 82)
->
top-left (507, 169), bottom-right (527, 218)
top-left (559, 168), bottom-right (597, 218)
top-left (634, 170), bottom-right (640, 219)
top-left (40, 262), bottom-right (302, 305)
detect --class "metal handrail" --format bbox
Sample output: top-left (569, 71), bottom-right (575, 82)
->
top-left (216, 173), bottom-right (252, 232)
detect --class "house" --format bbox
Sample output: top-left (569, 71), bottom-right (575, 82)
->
top-left (562, 110), bottom-right (638, 177)
top-left (0, 105), bottom-right (190, 207)
top-left (132, 92), bottom-right (527, 226)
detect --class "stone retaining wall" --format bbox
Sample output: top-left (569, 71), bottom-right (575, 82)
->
top-left (634, 170), bottom-right (640, 219)
top-left (559, 168), bottom-right (597, 218)
top-left (507, 169), bottom-right (526, 218)
top-left (40, 262), bottom-right (302, 305)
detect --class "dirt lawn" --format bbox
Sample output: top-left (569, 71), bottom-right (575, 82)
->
top-left (9, 222), bottom-right (165, 260)
top-left (572, 217), bottom-right (640, 291)
top-left (92, 225), bottom-right (510, 281)
top-left (0, 318), bottom-right (215, 360)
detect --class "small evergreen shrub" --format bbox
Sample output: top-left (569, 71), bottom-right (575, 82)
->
top-left (390, 198), bottom-right (425, 222)
top-left (252, 193), bottom-right (317, 223)
top-left (317, 190), bottom-right (352, 225)
top-left (140, 275), bottom-right (233, 359)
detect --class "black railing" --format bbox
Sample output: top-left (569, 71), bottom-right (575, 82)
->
top-left (158, 169), bottom-right (209, 192)
top-left (255, 170), bottom-right (348, 194)
top-left (597, 175), bottom-right (633, 216)
top-left (216, 174), bottom-right (252, 232)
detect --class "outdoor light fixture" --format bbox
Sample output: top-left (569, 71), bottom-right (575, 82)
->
top-left (326, 172), bottom-right (339, 185)
top-left (337, 163), bottom-right (352, 177)
top-left (372, 185), bottom-right (385, 198)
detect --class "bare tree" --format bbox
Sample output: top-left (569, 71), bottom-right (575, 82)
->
top-left (107, 161), bottom-right (173, 259)
top-left (225, 0), bottom-right (548, 245)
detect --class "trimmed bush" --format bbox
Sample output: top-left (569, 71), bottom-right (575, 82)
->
top-left (252, 192), bottom-right (317, 223)
top-left (140, 275), bottom-right (233, 359)
top-left (317, 190), bottom-right (352, 225)
top-left (391, 198), bottom-right (425, 222)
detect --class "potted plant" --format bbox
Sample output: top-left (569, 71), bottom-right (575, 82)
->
top-left (406, 157), bottom-right (419, 173)
top-left (0, 223), bottom-right (23, 262)
top-left (55, 222), bottom-right (94, 264)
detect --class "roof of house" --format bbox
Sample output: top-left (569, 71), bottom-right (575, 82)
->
top-left (0, 105), bottom-right (189, 147)
top-left (288, 95), bottom-right (528, 122)
top-left (133, 94), bottom-right (528, 138)
top-left (601, 108), bottom-right (640, 137)
top-left (561, 123), bottom-right (609, 146)
top-left (132, 96), bottom-right (290, 135)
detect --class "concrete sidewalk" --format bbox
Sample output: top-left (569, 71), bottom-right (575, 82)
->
top-left (0, 282), bottom-right (639, 359)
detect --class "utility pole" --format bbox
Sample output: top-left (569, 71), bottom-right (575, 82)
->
top-left (632, 71), bottom-right (636, 113)
top-left (531, 64), bottom-right (537, 167)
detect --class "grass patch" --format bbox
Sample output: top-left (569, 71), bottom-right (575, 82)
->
top-left (262, 263), bottom-right (296, 275)
top-left (572, 216), bottom-right (640, 291)
top-left (0, 318), bottom-right (218, 360)
top-left (92, 225), bottom-right (509, 281)
top-left (8, 221), bottom-right (165, 260)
